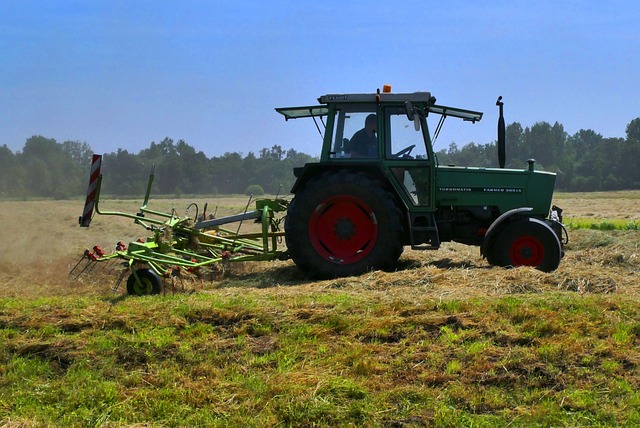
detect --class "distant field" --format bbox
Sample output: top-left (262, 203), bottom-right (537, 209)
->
top-left (554, 190), bottom-right (640, 221)
top-left (0, 193), bottom-right (639, 426)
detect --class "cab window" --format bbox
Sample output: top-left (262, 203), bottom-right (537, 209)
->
top-left (385, 107), bottom-right (428, 160)
top-left (330, 104), bottom-right (377, 158)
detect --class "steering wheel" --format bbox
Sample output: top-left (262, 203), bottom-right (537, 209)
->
top-left (393, 144), bottom-right (415, 158)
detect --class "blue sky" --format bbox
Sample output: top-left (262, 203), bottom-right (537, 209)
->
top-left (1, 1), bottom-right (638, 158)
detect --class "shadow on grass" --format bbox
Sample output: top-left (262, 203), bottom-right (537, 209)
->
top-left (216, 264), bottom-right (315, 289)
top-left (217, 256), bottom-right (490, 291)
top-left (396, 257), bottom-right (488, 271)
top-left (105, 293), bottom-right (131, 305)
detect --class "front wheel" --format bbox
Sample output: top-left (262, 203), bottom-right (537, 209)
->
top-left (489, 218), bottom-right (562, 272)
top-left (286, 170), bottom-right (404, 278)
top-left (127, 268), bottom-right (162, 296)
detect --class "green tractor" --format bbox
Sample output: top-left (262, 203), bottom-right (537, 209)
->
top-left (276, 87), bottom-right (567, 278)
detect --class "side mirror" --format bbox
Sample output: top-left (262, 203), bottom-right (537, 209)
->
top-left (404, 101), bottom-right (414, 121)
top-left (405, 101), bottom-right (421, 131)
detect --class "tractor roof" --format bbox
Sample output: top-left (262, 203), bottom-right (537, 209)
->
top-left (276, 91), bottom-right (482, 123)
top-left (318, 91), bottom-right (434, 104)
top-left (275, 91), bottom-right (434, 120)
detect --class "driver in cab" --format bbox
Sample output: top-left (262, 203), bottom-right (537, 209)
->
top-left (349, 114), bottom-right (377, 158)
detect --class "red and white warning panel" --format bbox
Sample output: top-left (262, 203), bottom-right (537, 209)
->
top-left (79, 154), bottom-right (102, 227)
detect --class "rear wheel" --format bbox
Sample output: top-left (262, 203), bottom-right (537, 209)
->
top-left (127, 268), bottom-right (162, 296)
top-left (286, 170), bottom-right (404, 278)
top-left (489, 218), bottom-right (561, 272)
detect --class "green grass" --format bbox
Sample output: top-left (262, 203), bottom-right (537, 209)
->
top-left (1, 291), bottom-right (639, 427)
top-left (565, 218), bottom-right (640, 231)
top-left (554, 190), bottom-right (640, 200)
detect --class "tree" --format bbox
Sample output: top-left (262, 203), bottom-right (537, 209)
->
top-left (567, 130), bottom-right (600, 189)
top-left (21, 136), bottom-right (83, 198)
top-left (0, 145), bottom-right (23, 197)
top-left (621, 118), bottom-right (640, 187)
top-left (522, 122), bottom-right (567, 171)
top-left (61, 140), bottom-right (93, 166)
top-left (505, 122), bottom-right (525, 167)
top-left (211, 152), bottom-right (246, 194)
top-left (102, 149), bottom-right (145, 195)
top-left (626, 118), bottom-right (640, 142)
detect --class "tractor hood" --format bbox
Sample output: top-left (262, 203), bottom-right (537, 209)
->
top-left (435, 164), bottom-right (557, 217)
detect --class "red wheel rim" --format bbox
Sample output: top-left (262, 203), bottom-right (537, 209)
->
top-left (509, 235), bottom-right (544, 266)
top-left (309, 194), bottom-right (378, 264)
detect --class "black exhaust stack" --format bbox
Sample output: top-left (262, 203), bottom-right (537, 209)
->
top-left (496, 96), bottom-right (506, 168)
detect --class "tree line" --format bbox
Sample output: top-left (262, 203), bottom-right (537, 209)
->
top-left (0, 137), bottom-right (316, 199)
top-left (1, 116), bottom-right (639, 199)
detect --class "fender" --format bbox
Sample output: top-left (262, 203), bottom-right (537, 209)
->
top-left (481, 207), bottom-right (533, 257)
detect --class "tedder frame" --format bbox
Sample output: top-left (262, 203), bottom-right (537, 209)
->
top-left (71, 155), bottom-right (288, 295)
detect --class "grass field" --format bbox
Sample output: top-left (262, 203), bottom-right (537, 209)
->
top-left (0, 192), bottom-right (639, 427)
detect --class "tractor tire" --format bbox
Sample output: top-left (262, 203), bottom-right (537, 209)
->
top-left (285, 170), bottom-right (404, 278)
top-left (489, 217), bottom-right (561, 272)
top-left (126, 268), bottom-right (162, 296)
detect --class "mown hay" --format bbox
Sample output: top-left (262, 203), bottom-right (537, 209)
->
top-left (0, 198), bottom-right (639, 299)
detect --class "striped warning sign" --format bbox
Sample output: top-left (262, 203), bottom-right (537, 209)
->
top-left (79, 154), bottom-right (102, 227)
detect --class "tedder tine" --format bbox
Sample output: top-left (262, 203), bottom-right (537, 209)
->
top-left (113, 267), bottom-right (129, 292)
top-left (68, 253), bottom-right (88, 277)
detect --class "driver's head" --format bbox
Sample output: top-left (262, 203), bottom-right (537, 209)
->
top-left (365, 114), bottom-right (377, 132)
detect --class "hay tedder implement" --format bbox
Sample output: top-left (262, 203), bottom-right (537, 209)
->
top-left (71, 155), bottom-right (288, 295)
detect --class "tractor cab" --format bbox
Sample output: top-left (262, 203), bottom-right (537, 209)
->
top-left (276, 88), bottom-right (482, 209)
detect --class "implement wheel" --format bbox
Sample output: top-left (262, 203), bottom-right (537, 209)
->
top-left (490, 218), bottom-right (561, 272)
top-left (127, 268), bottom-right (162, 296)
top-left (286, 170), bottom-right (404, 278)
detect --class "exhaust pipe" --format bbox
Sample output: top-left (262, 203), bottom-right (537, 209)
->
top-left (496, 96), bottom-right (506, 168)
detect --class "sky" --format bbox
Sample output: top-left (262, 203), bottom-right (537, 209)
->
top-left (1, 0), bottom-right (638, 158)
